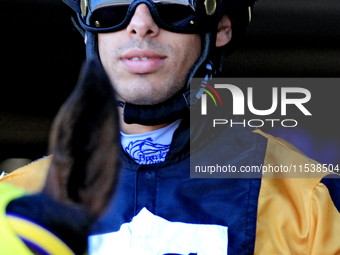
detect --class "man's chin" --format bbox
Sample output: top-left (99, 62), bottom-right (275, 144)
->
top-left (115, 79), bottom-right (185, 106)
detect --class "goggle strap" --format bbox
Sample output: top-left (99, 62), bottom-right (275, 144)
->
top-left (71, 15), bottom-right (85, 38)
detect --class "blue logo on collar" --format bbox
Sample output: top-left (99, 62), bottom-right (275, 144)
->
top-left (125, 137), bottom-right (170, 165)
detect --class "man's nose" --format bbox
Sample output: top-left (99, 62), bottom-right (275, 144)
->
top-left (126, 3), bottom-right (160, 38)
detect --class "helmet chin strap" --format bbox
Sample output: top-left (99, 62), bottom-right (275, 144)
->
top-left (85, 31), bottom-right (217, 126)
top-left (85, 32), bottom-right (99, 62)
top-left (122, 90), bottom-right (191, 126)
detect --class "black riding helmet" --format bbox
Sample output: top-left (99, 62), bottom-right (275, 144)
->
top-left (63, 0), bottom-right (256, 125)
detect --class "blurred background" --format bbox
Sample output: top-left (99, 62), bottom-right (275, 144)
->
top-left (1, 0), bottom-right (340, 172)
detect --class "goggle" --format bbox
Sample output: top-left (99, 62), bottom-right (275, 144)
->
top-left (77, 0), bottom-right (218, 33)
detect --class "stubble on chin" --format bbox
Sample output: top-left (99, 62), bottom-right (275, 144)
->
top-left (103, 38), bottom-right (188, 106)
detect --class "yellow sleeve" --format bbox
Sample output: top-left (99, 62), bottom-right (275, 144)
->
top-left (254, 178), bottom-right (314, 254)
top-left (254, 129), bottom-right (340, 254)
top-left (308, 182), bottom-right (340, 254)
top-left (0, 157), bottom-right (51, 193)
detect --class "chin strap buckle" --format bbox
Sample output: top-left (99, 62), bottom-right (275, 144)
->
top-left (195, 61), bottom-right (215, 100)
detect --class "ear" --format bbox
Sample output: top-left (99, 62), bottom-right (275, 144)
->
top-left (216, 14), bottom-right (232, 47)
top-left (43, 59), bottom-right (120, 218)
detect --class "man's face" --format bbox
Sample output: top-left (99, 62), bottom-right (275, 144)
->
top-left (98, 3), bottom-right (202, 105)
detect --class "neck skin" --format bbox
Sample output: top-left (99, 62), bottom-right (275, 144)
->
top-left (118, 107), bottom-right (170, 134)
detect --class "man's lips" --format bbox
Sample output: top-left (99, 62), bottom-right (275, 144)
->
top-left (121, 50), bottom-right (166, 74)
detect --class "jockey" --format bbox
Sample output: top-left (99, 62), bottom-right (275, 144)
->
top-left (2, 0), bottom-right (340, 254)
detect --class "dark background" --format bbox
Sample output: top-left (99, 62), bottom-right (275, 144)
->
top-left (1, 0), bottom-right (340, 171)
